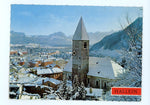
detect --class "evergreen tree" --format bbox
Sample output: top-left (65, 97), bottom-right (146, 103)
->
top-left (59, 75), bottom-right (67, 98)
top-left (72, 75), bottom-right (80, 100)
top-left (65, 86), bottom-right (72, 100)
top-left (79, 82), bottom-right (87, 100)
top-left (72, 75), bottom-right (87, 100)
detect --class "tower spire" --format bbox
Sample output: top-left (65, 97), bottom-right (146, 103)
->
top-left (72, 17), bottom-right (89, 86)
top-left (73, 17), bottom-right (89, 40)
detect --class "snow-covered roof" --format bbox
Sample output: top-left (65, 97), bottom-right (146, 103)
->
top-left (37, 67), bottom-right (62, 75)
top-left (9, 84), bottom-right (19, 88)
top-left (63, 57), bottom-right (124, 79)
top-left (9, 91), bottom-right (16, 95)
top-left (43, 59), bottom-right (53, 62)
top-left (46, 63), bottom-right (56, 68)
top-left (22, 91), bottom-right (40, 96)
top-left (110, 60), bottom-right (125, 78)
top-left (28, 73), bottom-right (38, 78)
top-left (88, 57), bottom-right (115, 79)
top-left (17, 77), bottom-right (35, 84)
top-left (24, 84), bottom-right (37, 87)
top-left (34, 77), bottom-right (61, 85)
top-left (73, 17), bottom-right (89, 40)
top-left (18, 68), bottom-right (28, 73)
top-left (63, 57), bottom-right (72, 73)
top-left (44, 94), bottom-right (56, 99)
top-left (30, 61), bottom-right (38, 64)
top-left (33, 67), bottom-right (40, 70)
top-left (20, 92), bottom-right (41, 99)
top-left (48, 78), bottom-right (61, 85)
top-left (18, 52), bottom-right (23, 55)
top-left (9, 75), bottom-right (17, 83)
top-left (23, 84), bottom-right (52, 90)
top-left (85, 88), bottom-right (103, 97)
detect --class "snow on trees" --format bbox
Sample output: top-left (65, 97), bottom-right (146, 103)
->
top-left (58, 75), bottom-right (68, 98)
top-left (72, 75), bottom-right (80, 100)
top-left (58, 75), bottom-right (87, 100)
top-left (72, 75), bottom-right (87, 100)
top-left (105, 16), bottom-right (142, 101)
top-left (78, 82), bottom-right (87, 100)
top-left (58, 75), bottom-right (73, 100)
top-left (119, 17), bottom-right (142, 87)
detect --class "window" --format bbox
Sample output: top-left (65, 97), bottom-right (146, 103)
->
top-left (104, 82), bottom-right (107, 89)
top-left (88, 78), bottom-right (90, 83)
top-left (72, 50), bottom-right (76, 56)
top-left (42, 80), bottom-right (44, 84)
top-left (84, 42), bottom-right (87, 48)
top-left (78, 65), bottom-right (81, 69)
top-left (96, 81), bottom-right (98, 87)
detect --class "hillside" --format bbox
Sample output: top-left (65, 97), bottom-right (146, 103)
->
top-left (10, 31), bottom-right (72, 47)
top-left (90, 17), bottom-right (142, 60)
top-left (88, 31), bottom-right (114, 45)
top-left (10, 31), bottom-right (112, 47)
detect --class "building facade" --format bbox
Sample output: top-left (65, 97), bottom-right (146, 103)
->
top-left (63, 17), bottom-right (125, 89)
top-left (72, 17), bottom-right (89, 86)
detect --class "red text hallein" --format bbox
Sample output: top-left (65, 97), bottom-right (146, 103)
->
top-left (111, 87), bottom-right (141, 96)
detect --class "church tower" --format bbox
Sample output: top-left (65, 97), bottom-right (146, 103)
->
top-left (72, 17), bottom-right (89, 86)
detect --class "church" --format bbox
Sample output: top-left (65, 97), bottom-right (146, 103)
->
top-left (63, 17), bottom-right (125, 89)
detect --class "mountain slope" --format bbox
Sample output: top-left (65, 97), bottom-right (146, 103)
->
top-left (10, 31), bottom-right (72, 47)
top-left (88, 31), bottom-right (114, 45)
top-left (10, 31), bottom-right (112, 47)
top-left (90, 17), bottom-right (142, 61)
top-left (90, 17), bottom-right (142, 51)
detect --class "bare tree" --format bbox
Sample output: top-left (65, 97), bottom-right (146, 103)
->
top-left (105, 15), bottom-right (142, 101)
top-left (120, 15), bottom-right (142, 87)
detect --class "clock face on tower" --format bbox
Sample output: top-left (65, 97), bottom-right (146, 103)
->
top-left (72, 50), bottom-right (76, 56)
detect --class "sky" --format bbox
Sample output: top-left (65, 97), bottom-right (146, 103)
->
top-left (11, 5), bottom-right (142, 36)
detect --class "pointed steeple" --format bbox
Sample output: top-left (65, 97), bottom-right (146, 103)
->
top-left (73, 17), bottom-right (89, 40)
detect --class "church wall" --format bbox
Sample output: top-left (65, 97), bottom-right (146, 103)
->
top-left (87, 75), bottom-right (112, 89)
top-left (72, 40), bottom-right (89, 85)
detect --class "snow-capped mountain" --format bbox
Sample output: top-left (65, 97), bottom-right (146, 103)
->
top-left (88, 31), bottom-right (114, 45)
top-left (10, 17), bottom-right (142, 49)
top-left (10, 31), bottom-right (112, 47)
top-left (10, 31), bottom-right (72, 47)
top-left (90, 17), bottom-right (142, 60)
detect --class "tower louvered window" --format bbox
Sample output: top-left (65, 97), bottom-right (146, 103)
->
top-left (84, 42), bottom-right (87, 48)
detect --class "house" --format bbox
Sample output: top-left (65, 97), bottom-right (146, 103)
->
top-left (21, 84), bottom-right (52, 98)
top-left (48, 50), bottom-right (60, 55)
top-left (10, 51), bottom-right (18, 55)
top-left (18, 52), bottom-right (23, 56)
top-left (34, 77), bottom-right (61, 90)
top-left (29, 61), bottom-right (40, 67)
top-left (63, 17), bottom-right (125, 89)
top-left (46, 63), bottom-right (61, 69)
top-left (19, 61), bottom-right (25, 66)
top-left (55, 59), bottom-right (68, 69)
top-left (41, 60), bottom-right (53, 67)
top-left (22, 51), bottom-right (28, 55)
top-left (9, 84), bottom-right (20, 99)
top-left (37, 67), bottom-right (63, 80)
top-left (19, 92), bottom-right (40, 99)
